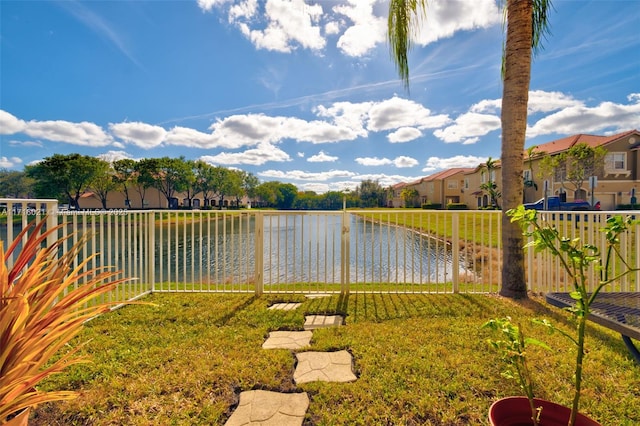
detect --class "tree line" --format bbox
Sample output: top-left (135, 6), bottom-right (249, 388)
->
top-left (0, 153), bottom-right (392, 210)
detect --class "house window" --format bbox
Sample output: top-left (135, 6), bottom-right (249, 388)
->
top-left (523, 170), bottom-right (532, 181)
top-left (464, 178), bottom-right (469, 189)
top-left (481, 172), bottom-right (486, 184)
top-left (447, 180), bottom-right (458, 189)
top-left (605, 152), bottom-right (626, 171)
top-left (490, 170), bottom-right (496, 181)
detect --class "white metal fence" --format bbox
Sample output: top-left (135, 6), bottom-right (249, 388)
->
top-left (2, 198), bottom-right (638, 299)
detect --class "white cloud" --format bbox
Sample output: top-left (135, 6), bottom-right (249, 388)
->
top-left (528, 99), bottom-right (640, 138)
top-left (97, 150), bottom-right (133, 163)
top-left (324, 20), bottom-right (340, 36)
top-left (367, 96), bottom-right (450, 131)
top-left (333, 0), bottom-right (386, 57)
top-left (527, 90), bottom-right (583, 113)
top-left (25, 119), bottom-right (112, 146)
top-left (165, 126), bottom-right (218, 148)
top-left (259, 169), bottom-right (355, 181)
top-left (356, 156), bottom-right (417, 168)
top-left (355, 157), bottom-right (392, 166)
top-left (393, 156), bottom-right (418, 168)
top-left (434, 112), bottom-right (500, 144)
top-left (0, 156), bottom-right (22, 168)
top-left (0, 110), bottom-right (26, 134)
top-left (307, 150), bottom-right (338, 162)
top-left (196, 0), bottom-right (232, 13)
top-left (199, 142), bottom-right (290, 166)
top-left (8, 140), bottom-right (43, 148)
top-left (240, 0), bottom-right (325, 53)
top-left (422, 155), bottom-right (488, 172)
top-left (387, 127), bottom-right (422, 143)
top-left (411, 0), bottom-right (501, 46)
top-left (109, 122), bottom-right (166, 149)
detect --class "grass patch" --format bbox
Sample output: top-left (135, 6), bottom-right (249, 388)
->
top-left (32, 293), bottom-right (639, 425)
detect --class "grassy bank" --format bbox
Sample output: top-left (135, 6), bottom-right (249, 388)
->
top-left (33, 293), bottom-right (639, 425)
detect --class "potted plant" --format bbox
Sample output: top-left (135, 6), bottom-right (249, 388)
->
top-left (484, 206), bottom-right (640, 426)
top-left (1, 220), bottom-right (132, 424)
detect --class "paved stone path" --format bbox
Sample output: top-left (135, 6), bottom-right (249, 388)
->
top-left (262, 331), bottom-right (312, 350)
top-left (293, 350), bottom-right (357, 384)
top-left (224, 390), bottom-right (309, 426)
top-left (225, 304), bottom-right (354, 425)
top-left (268, 302), bottom-right (302, 311)
top-left (303, 314), bottom-right (344, 330)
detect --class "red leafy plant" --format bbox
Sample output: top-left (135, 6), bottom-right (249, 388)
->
top-left (1, 220), bottom-right (132, 421)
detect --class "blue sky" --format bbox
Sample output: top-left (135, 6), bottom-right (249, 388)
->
top-left (1, 0), bottom-right (639, 193)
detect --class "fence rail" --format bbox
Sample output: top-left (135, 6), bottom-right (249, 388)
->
top-left (2, 198), bottom-right (638, 299)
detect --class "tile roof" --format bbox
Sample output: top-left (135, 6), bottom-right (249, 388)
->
top-left (423, 167), bottom-right (475, 181)
top-left (529, 130), bottom-right (639, 156)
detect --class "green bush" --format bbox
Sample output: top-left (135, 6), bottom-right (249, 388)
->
top-left (446, 203), bottom-right (468, 210)
top-left (615, 204), bottom-right (640, 210)
top-left (421, 203), bottom-right (442, 210)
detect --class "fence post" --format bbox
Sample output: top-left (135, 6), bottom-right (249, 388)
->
top-left (451, 212), bottom-right (459, 293)
top-left (254, 211), bottom-right (264, 295)
top-left (147, 211), bottom-right (156, 293)
top-left (46, 200), bottom-right (58, 249)
top-left (340, 211), bottom-right (350, 295)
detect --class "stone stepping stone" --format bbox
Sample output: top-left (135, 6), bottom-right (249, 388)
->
top-left (225, 390), bottom-right (309, 426)
top-left (268, 302), bottom-right (302, 311)
top-left (293, 350), bottom-right (357, 384)
top-left (304, 293), bottom-right (331, 299)
top-left (262, 331), bottom-right (312, 350)
top-left (303, 314), bottom-right (344, 330)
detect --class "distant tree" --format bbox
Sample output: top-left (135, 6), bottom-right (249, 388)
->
top-left (241, 171), bottom-right (260, 206)
top-left (152, 156), bottom-right (192, 207)
top-left (322, 191), bottom-right (344, 210)
top-left (133, 158), bottom-right (158, 209)
top-left (293, 191), bottom-right (318, 210)
top-left (400, 188), bottom-right (419, 207)
top-left (276, 183), bottom-right (298, 209)
top-left (26, 153), bottom-right (105, 209)
top-left (194, 161), bottom-right (216, 208)
top-left (539, 143), bottom-right (606, 199)
top-left (0, 169), bottom-right (33, 198)
top-left (210, 166), bottom-right (232, 209)
top-left (356, 179), bottom-right (386, 207)
top-left (112, 159), bottom-right (136, 208)
top-left (181, 159), bottom-right (198, 208)
top-left (563, 143), bottom-right (606, 198)
top-left (227, 169), bottom-right (245, 208)
top-left (89, 160), bottom-right (118, 209)
top-left (255, 181), bottom-right (280, 207)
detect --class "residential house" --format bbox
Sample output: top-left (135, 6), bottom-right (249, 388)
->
top-left (461, 161), bottom-right (503, 208)
top-left (421, 168), bottom-right (475, 206)
top-left (523, 130), bottom-right (640, 209)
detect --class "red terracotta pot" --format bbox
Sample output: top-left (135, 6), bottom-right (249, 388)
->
top-left (489, 397), bottom-right (601, 426)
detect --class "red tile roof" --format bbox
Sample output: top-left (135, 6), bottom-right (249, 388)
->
top-left (529, 130), bottom-right (639, 156)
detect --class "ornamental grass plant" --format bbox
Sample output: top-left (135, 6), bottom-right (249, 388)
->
top-left (0, 220), bottom-right (130, 422)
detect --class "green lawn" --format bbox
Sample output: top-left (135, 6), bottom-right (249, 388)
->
top-left (31, 293), bottom-right (639, 425)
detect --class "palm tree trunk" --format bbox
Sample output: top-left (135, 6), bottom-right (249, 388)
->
top-left (500, 0), bottom-right (532, 298)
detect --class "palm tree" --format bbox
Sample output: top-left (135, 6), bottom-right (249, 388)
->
top-left (388, 0), bottom-right (552, 298)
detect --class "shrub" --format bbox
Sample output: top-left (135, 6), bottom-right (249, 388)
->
top-left (0, 220), bottom-right (131, 421)
top-left (615, 204), bottom-right (640, 210)
top-left (421, 203), bottom-right (442, 210)
top-left (446, 203), bottom-right (468, 210)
